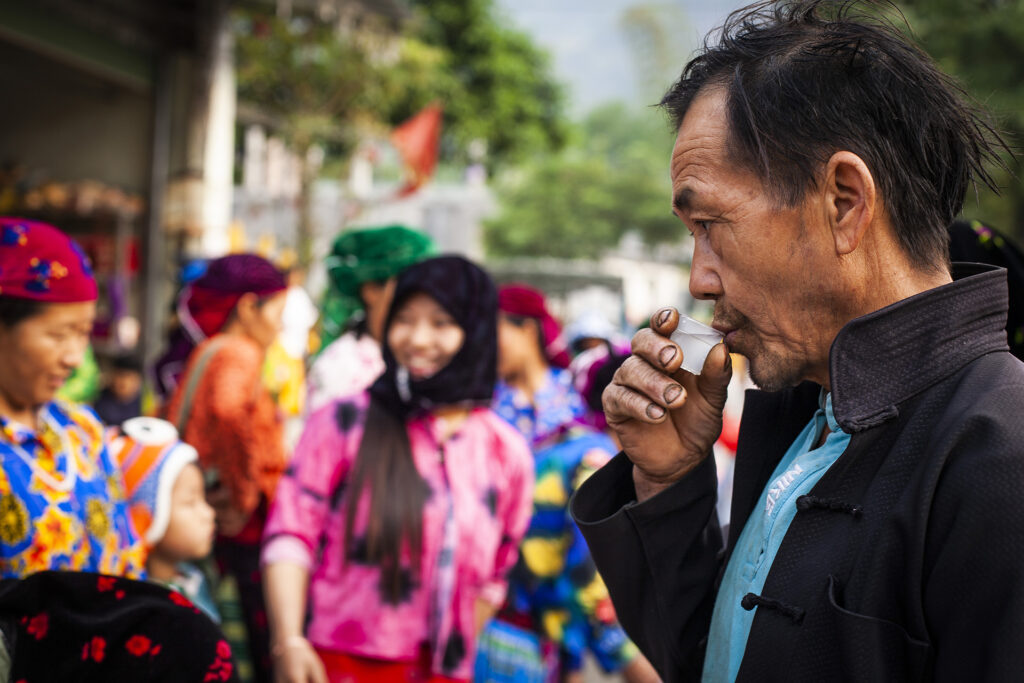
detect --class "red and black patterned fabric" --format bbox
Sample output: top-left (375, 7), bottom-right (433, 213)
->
top-left (0, 570), bottom-right (239, 682)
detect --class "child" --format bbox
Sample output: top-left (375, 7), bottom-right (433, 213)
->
top-left (94, 353), bottom-right (144, 426)
top-left (111, 417), bottom-right (218, 622)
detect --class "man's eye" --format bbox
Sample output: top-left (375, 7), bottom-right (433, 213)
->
top-left (685, 219), bottom-right (712, 236)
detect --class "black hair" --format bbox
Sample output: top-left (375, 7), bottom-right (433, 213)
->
top-left (660, 0), bottom-right (1009, 273)
top-left (111, 353), bottom-right (144, 374)
top-left (0, 296), bottom-right (44, 328)
top-left (344, 398), bottom-right (432, 604)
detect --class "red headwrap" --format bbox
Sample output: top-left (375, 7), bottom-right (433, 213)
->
top-left (498, 284), bottom-right (571, 369)
top-left (0, 217), bottom-right (98, 302)
top-left (178, 253), bottom-right (287, 342)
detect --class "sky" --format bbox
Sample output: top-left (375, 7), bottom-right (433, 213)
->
top-left (494, 0), bottom-right (746, 116)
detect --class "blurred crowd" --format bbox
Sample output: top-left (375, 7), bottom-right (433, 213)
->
top-left (0, 217), bottom-right (678, 683)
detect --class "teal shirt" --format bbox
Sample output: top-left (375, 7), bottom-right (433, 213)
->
top-left (702, 392), bottom-right (851, 682)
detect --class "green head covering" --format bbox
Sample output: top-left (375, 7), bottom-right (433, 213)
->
top-left (321, 225), bottom-right (436, 346)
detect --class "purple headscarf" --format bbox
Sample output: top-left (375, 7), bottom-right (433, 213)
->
top-left (152, 254), bottom-right (286, 398)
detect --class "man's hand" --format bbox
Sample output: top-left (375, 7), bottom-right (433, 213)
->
top-left (602, 307), bottom-right (732, 501)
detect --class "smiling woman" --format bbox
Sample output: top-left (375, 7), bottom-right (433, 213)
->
top-left (0, 217), bottom-right (145, 578)
top-left (261, 256), bottom-right (535, 683)
top-left (388, 293), bottom-right (466, 382)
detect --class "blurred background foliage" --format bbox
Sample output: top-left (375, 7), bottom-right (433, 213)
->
top-left (484, 103), bottom-right (677, 259)
top-left (235, 0), bottom-right (568, 174)
top-left (901, 0), bottom-right (1024, 239)
top-left (235, 0), bottom-right (1024, 264)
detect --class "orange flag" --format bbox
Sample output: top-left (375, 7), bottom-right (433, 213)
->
top-left (391, 103), bottom-right (442, 197)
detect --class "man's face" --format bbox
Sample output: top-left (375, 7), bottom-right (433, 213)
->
top-left (671, 88), bottom-right (838, 390)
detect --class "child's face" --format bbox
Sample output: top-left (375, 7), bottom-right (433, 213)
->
top-left (112, 369), bottom-right (142, 401)
top-left (156, 463), bottom-right (215, 561)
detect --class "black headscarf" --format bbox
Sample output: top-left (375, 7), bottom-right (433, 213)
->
top-left (369, 255), bottom-right (497, 417)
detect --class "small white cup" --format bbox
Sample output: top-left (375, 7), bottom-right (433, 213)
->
top-left (669, 316), bottom-right (724, 375)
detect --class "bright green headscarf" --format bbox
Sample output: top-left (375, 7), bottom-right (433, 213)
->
top-left (320, 225), bottom-right (436, 347)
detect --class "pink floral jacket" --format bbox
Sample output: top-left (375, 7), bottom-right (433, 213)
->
top-left (262, 392), bottom-right (534, 680)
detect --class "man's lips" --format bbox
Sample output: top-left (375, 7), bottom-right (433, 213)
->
top-left (711, 323), bottom-right (733, 335)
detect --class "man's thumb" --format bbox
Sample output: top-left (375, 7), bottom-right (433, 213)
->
top-left (697, 342), bottom-right (732, 408)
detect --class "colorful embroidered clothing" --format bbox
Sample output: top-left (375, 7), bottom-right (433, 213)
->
top-left (492, 369), bottom-right (586, 449)
top-left (165, 335), bottom-right (287, 517)
top-left (261, 393), bottom-right (535, 681)
top-left (0, 401), bottom-right (145, 578)
top-left (488, 369), bottom-right (637, 673)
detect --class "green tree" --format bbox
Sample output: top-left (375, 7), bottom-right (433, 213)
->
top-left (485, 103), bottom-right (680, 259)
top-left (406, 0), bottom-right (569, 169)
top-left (235, 9), bottom-right (454, 266)
top-left (901, 0), bottom-right (1024, 237)
top-left (235, 2), bottom-right (569, 265)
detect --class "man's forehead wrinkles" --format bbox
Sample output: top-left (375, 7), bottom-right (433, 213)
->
top-left (671, 139), bottom-right (719, 177)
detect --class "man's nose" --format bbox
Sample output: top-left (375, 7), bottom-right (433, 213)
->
top-left (688, 239), bottom-right (723, 302)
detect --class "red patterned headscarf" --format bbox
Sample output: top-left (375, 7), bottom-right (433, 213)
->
top-left (0, 217), bottom-right (98, 302)
top-left (497, 283), bottom-right (571, 369)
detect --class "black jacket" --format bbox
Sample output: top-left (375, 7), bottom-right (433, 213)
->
top-left (571, 265), bottom-right (1024, 682)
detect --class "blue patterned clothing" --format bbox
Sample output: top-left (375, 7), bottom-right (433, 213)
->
top-left (493, 369), bottom-right (586, 448)
top-left (488, 369), bottom-right (637, 674)
top-left (0, 401), bottom-right (145, 578)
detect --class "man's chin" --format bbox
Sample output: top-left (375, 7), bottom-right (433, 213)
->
top-left (747, 355), bottom-right (804, 393)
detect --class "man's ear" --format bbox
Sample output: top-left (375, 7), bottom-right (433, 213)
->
top-left (824, 151), bottom-right (876, 255)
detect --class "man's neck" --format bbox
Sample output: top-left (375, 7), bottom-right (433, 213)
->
top-left (810, 262), bottom-right (954, 392)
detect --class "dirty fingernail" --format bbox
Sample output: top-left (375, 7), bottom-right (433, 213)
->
top-left (646, 404), bottom-right (665, 420)
top-left (664, 384), bottom-right (682, 403)
top-left (659, 345), bottom-right (677, 366)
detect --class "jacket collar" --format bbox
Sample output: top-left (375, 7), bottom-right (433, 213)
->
top-left (829, 263), bottom-right (1009, 433)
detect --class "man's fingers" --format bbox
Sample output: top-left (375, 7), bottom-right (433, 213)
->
top-left (631, 328), bottom-right (683, 374)
top-left (603, 381), bottom-right (670, 424)
top-left (616, 355), bottom-right (687, 407)
top-left (649, 307), bottom-right (680, 337)
top-left (695, 343), bottom-right (732, 409)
